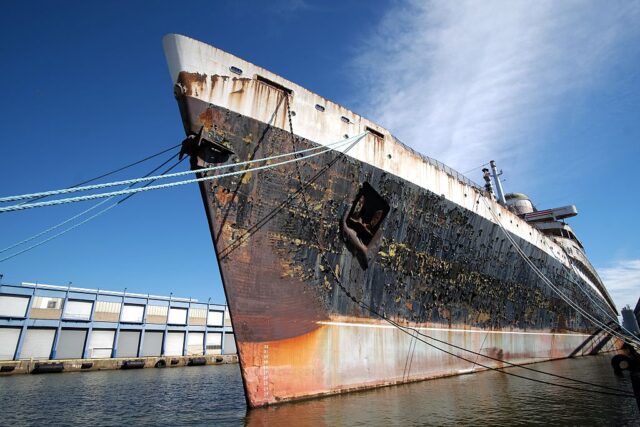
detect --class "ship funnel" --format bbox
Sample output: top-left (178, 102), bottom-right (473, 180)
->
top-left (490, 160), bottom-right (506, 204)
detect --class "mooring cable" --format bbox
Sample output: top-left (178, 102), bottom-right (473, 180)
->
top-left (482, 198), bottom-right (640, 347)
top-left (561, 266), bottom-right (640, 341)
top-left (0, 134), bottom-right (363, 204)
top-left (0, 151), bottom-right (183, 255)
top-left (9, 143), bottom-right (182, 206)
top-left (0, 154), bottom-right (184, 263)
top-left (0, 134), bottom-right (367, 214)
top-left (281, 94), bottom-right (634, 399)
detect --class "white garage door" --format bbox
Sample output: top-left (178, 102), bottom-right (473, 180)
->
top-left (165, 332), bottom-right (184, 356)
top-left (63, 300), bottom-right (93, 321)
top-left (89, 330), bottom-right (115, 358)
top-left (207, 310), bottom-right (224, 326)
top-left (205, 332), bottom-right (222, 355)
top-left (121, 305), bottom-right (144, 323)
top-left (0, 295), bottom-right (30, 318)
top-left (0, 328), bottom-right (21, 360)
top-left (223, 333), bottom-right (237, 355)
top-left (168, 308), bottom-right (187, 325)
top-left (20, 329), bottom-right (55, 360)
top-left (186, 332), bottom-right (204, 355)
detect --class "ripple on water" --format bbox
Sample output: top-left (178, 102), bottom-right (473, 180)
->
top-left (0, 354), bottom-right (638, 426)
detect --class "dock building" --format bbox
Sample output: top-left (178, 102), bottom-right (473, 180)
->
top-left (0, 282), bottom-right (235, 363)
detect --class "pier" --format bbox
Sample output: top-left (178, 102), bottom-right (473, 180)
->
top-left (0, 282), bottom-right (237, 375)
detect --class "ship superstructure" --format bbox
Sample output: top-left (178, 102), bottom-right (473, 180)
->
top-left (163, 34), bottom-right (620, 407)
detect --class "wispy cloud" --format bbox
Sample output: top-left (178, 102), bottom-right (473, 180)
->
top-left (352, 0), bottom-right (640, 176)
top-left (599, 259), bottom-right (640, 311)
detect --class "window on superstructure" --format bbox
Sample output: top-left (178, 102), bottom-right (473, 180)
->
top-left (229, 66), bottom-right (243, 75)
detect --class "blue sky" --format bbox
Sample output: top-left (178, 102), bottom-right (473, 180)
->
top-left (1, 1), bottom-right (639, 310)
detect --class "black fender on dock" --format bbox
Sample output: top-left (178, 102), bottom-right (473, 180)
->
top-left (121, 360), bottom-right (145, 370)
top-left (31, 362), bottom-right (64, 374)
top-left (188, 357), bottom-right (207, 366)
top-left (154, 359), bottom-right (167, 368)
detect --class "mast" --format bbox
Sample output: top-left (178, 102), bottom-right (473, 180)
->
top-left (490, 160), bottom-right (506, 204)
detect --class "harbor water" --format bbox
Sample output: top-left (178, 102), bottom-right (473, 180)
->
top-left (1, 353), bottom-right (638, 426)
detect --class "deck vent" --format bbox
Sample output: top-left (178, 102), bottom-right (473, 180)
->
top-left (255, 75), bottom-right (293, 94)
top-left (341, 116), bottom-right (351, 124)
top-left (365, 127), bottom-right (385, 141)
top-left (315, 104), bottom-right (325, 112)
top-left (229, 66), bottom-right (243, 75)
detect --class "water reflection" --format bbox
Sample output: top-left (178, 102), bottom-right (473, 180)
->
top-left (245, 354), bottom-right (639, 426)
top-left (0, 354), bottom-right (637, 426)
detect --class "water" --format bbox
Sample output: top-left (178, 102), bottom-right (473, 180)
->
top-left (0, 354), bottom-right (638, 426)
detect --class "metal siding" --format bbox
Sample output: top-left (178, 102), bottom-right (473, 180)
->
top-left (63, 300), bottom-right (93, 321)
top-left (55, 329), bottom-right (87, 359)
top-left (29, 296), bottom-right (63, 320)
top-left (20, 329), bottom-right (55, 360)
top-left (168, 308), bottom-right (187, 325)
top-left (187, 332), bottom-right (204, 355)
top-left (146, 305), bottom-right (168, 324)
top-left (94, 301), bottom-right (121, 322)
top-left (0, 295), bottom-right (30, 318)
top-left (165, 332), bottom-right (184, 356)
top-left (89, 330), bottom-right (115, 358)
top-left (189, 308), bottom-right (207, 326)
top-left (0, 328), bottom-right (21, 360)
top-left (117, 331), bottom-right (140, 357)
top-left (141, 331), bottom-right (163, 356)
top-left (223, 333), bottom-right (237, 354)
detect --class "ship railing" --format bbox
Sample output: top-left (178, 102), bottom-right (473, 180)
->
top-left (423, 155), bottom-right (482, 190)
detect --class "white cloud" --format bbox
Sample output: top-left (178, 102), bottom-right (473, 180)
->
top-left (352, 0), bottom-right (640, 176)
top-left (598, 259), bottom-right (640, 311)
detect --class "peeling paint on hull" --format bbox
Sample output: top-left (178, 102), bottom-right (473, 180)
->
top-left (240, 318), bottom-right (613, 407)
top-left (173, 92), bottom-right (620, 407)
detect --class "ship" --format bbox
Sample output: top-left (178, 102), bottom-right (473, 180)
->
top-left (162, 34), bottom-right (621, 407)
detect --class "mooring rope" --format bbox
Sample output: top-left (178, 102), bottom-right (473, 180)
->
top-left (482, 197), bottom-right (640, 347)
top-left (0, 134), bottom-right (364, 204)
top-left (280, 94), bottom-right (635, 398)
top-left (0, 133), bottom-right (368, 214)
top-left (0, 154), bottom-right (185, 263)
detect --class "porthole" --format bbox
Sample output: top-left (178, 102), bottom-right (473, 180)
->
top-left (341, 116), bottom-right (351, 124)
top-left (229, 66), bottom-right (243, 75)
top-left (315, 104), bottom-right (325, 112)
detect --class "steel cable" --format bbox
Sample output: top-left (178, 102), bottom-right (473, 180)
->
top-left (281, 93), bottom-right (635, 399)
top-left (0, 134), bottom-right (366, 214)
top-left (0, 154), bottom-right (184, 263)
top-left (10, 143), bottom-right (182, 206)
top-left (0, 135), bottom-right (360, 204)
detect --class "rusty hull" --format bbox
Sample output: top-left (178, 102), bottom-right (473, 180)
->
top-left (175, 91), bottom-right (620, 407)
